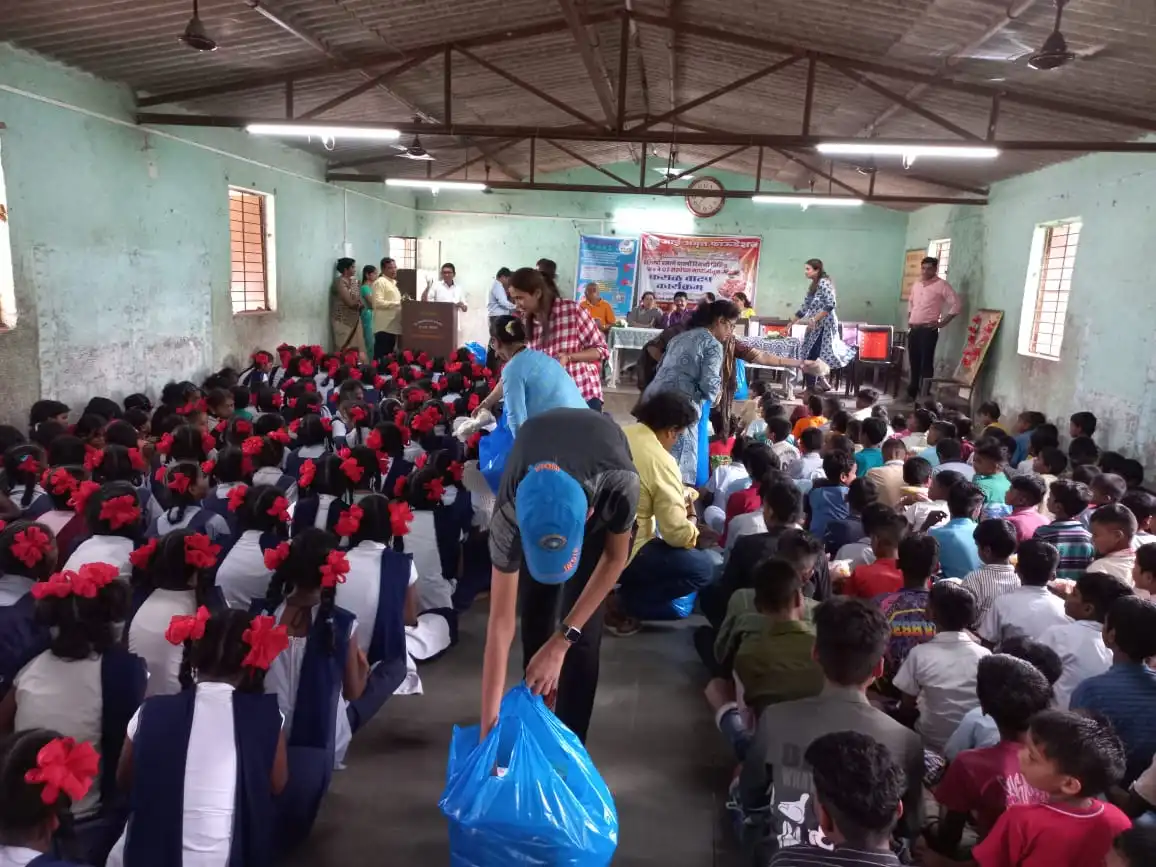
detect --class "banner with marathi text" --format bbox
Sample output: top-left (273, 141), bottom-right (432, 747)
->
top-left (637, 232), bottom-right (761, 306)
top-left (573, 235), bottom-right (639, 319)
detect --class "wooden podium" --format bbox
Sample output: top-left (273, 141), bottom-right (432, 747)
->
top-left (402, 301), bottom-right (458, 359)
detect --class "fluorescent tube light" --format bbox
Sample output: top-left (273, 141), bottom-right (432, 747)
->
top-left (816, 142), bottom-right (999, 159)
top-left (385, 179), bottom-right (487, 192)
top-left (751, 195), bottom-right (864, 207)
top-left (246, 124), bottom-right (400, 141)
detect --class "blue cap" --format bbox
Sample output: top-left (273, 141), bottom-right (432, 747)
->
top-left (515, 462), bottom-right (587, 584)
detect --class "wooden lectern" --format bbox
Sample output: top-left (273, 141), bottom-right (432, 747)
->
top-left (402, 301), bottom-right (458, 359)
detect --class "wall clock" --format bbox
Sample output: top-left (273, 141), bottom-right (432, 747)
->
top-left (685, 176), bottom-right (725, 218)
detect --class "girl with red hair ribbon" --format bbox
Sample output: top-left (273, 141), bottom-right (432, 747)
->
top-left (213, 486), bottom-right (292, 612)
top-left (247, 435), bottom-right (299, 508)
top-left (0, 521), bottom-right (58, 702)
top-left (105, 608), bottom-right (289, 867)
top-left (32, 468), bottom-right (88, 559)
top-left (4, 445), bottom-right (52, 521)
top-left (255, 529), bottom-right (367, 850)
top-left (0, 562), bottom-right (145, 825)
top-left (289, 455), bottom-right (355, 538)
top-left (146, 463), bottom-right (232, 544)
top-left (61, 482), bottom-right (144, 581)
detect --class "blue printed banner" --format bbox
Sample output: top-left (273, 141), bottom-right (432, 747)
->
top-left (574, 235), bottom-right (639, 319)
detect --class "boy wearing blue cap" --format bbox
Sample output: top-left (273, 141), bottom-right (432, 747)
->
top-left (481, 407), bottom-right (640, 743)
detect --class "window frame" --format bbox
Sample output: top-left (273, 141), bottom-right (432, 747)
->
top-left (1016, 217), bottom-right (1082, 361)
top-left (927, 238), bottom-right (951, 280)
top-left (229, 186), bottom-right (277, 316)
top-left (0, 138), bottom-right (16, 332)
top-left (389, 236), bottom-right (417, 270)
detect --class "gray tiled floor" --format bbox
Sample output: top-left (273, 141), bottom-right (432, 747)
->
top-left (286, 609), bottom-right (742, 866)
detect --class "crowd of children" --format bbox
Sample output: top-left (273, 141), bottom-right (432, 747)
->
top-left (0, 342), bottom-right (500, 866)
top-left (698, 386), bottom-right (1156, 867)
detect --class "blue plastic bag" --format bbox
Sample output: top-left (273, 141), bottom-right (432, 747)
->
top-left (695, 399), bottom-right (710, 487)
top-left (478, 411), bottom-right (514, 494)
top-left (464, 342), bottom-right (487, 364)
top-left (734, 358), bottom-right (749, 401)
top-left (440, 685), bottom-right (618, 867)
top-left (629, 590), bottom-right (698, 621)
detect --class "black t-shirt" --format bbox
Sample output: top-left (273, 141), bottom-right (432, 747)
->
top-left (488, 408), bottom-right (640, 574)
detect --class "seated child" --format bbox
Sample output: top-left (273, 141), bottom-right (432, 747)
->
top-left (1033, 479), bottom-right (1096, 581)
top-left (929, 480), bottom-right (984, 579)
top-left (1088, 503), bottom-right (1138, 583)
top-left (902, 408), bottom-right (935, 453)
top-left (248, 436), bottom-right (297, 505)
top-left (876, 532), bottom-right (938, 687)
top-left (284, 414), bottom-right (332, 479)
top-left (843, 511), bottom-right (907, 599)
top-left (970, 711), bottom-right (1130, 867)
top-left (4, 445), bottom-right (51, 520)
top-left (1110, 827), bottom-right (1156, 867)
top-left (975, 400), bottom-right (1005, 434)
top-left (716, 443), bottom-right (779, 539)
top-left (763, 415), bottom-right (798, 465)
top-left (865, 438), bottom-right (908, 507)
top-left (785, 427), bottom-right (824, 483)
top-left (824, 476), bottom-right (878, 556)
top-left (107, 608), bottom-right (289, 867)
top-left (291, 455), bottom-right (353, 535)
top-left (34, 467), bottom-right (88, 559)
top-left (215, 485), bottom-right (292, 610)
top-left (971, 438), bottom-right (1012, 507)
top-left (91, 443), bottom-right (164, 526)
top-left (1133, 543), bottom-right (1156, 600)
top-left (148, 463), bottom-right (231, 542)
top-left (791, 394), bottom-right (827, 440)
top-left (1122, 490), bottom-right (1156, 547)
top-left (853, 417), bottom-right (887, 476)
top-left (1038, 570), bottom-right (1133, 709)
top-left (851, 386), bottom-right (880, 421)
top-left (922, 420), bottom-right (957, 469)
top-left (980, 539), bottom-right (1069, 645)
top-left (1004, 475), bottom-right (1049, 542)
top-left (900, 457), bottom-right (945, 524)
top-left (806, 451), bottom-right (855, 542)
top-left (0, 563), bottom-right (145, 823)
top-left (1015, 423), bottom-right (1060, 475)
top-left (701, 436), bottom-right (750, 512)
top-left (927, 654), bottom-right (1053, 854)
top-left (0, 727), bottom-right (100, 866)
top-left (1070, 410), bottom-right (1097, 441)
top-left (64, 482), bottom-right (144, 579)
top-left (962, 518), bottom-right (1020, 627)
top-left (1033, 446), bottom-right (1068, 517)
top-left (1069, 435), bottom-right (1101, 472)
top-left (257, 529), bottom-right (368, 849)
top-left (930, 438), bottom-right (974, 481)
top-left (1085, 472), bottom-right (1128, 525)
top-left (0, 522), bottom-right (55, 694)
top-left (1071, 595), bottom-right (1156, 786)
top-left (894, 581), bottom-right (990, 753)
top-left (1011, 410), bottom-right (1047, 467)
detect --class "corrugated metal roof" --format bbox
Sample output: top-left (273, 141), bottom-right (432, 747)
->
top-left (3, 0), bottom-right (1155, 206)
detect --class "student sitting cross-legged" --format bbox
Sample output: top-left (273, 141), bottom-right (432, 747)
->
top-left (1033, 479), bottom-right (1096, 582)
top-left (928, 480), bottom-right (984, 580)
top-left (843, 510), bottom-right (907, 599)
top-left (876, 533), bottom-right (939, 691)
top-left (979, 539), bottom-right (1069, 646)
top-left (1087, 503), bottom-right (1138, 584)
top-left (961, 518), bottom-right (1020, 628)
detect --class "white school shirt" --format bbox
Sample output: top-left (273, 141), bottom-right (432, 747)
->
top-left (904, 499), bottom-right (949, 532)
top-left (65, 534), bottom-right (135, 580)
top-left (13, 652), bottom-right (104, 818)
top-left (933, 461), bottom-right (976, 481)
top-left (426, 281), bottom-right (462, 305)
top-left (1038, 620), bottom-right (1113, 710)
top-left (0, 575), bottom-right (33, 606)
top-left (706, 463), bottom-right (748, 498)
top-left (892, 631), bottom-right (990, 754)
top-left (1087, 548), bottom-right (1136, 584)
top-left (979, 585), bottom-right (1070, 645)
top-left (408, 511), bottom-right (454, 612)
top-left (724, 512), bottom-right (768, 558)
top-left (339, 541), bottom-right (418, 655)
top-left (310, 493), bottom-right (341, 531)
top-left (294, 444), bottom-right (326, 462)
top-left (216, 530), bottom-right (274, 610)
top-left (770, 440), bottom-right (800, 465)
top-left (129, 588), bottom-right (197, 697)
top-left (252, 467), bottom-right (297, 505)
top-left (8, 485), bottom-right (49, 514)
top-left (0, 847), bottom-right (48, 867)
top-left (35, 509), bottom-right (75, 538)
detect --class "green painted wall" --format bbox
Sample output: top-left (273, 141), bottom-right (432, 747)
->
top-left (0, 44), bottom-right (415, 423)
top-left (414, 167), bottom-right (909, 345)
top-left (905, 145), bottom-right (1156, 468)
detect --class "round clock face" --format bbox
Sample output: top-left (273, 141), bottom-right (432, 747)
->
top-left (685, 176), bottom-right (725, 218)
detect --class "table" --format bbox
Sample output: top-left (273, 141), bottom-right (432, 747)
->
top-left (741, 335), bottom-right (804, 397)
top-left (606, 326), bottom-right (661, 388)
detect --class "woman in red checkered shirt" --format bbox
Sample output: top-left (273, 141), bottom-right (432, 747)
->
top-left (501, 266), bottom-right (610, 410)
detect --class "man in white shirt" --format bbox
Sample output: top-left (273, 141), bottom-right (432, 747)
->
top-left (979, 538), bottom-right (1069, 646)
top-left (423, 262), bottom-right (468, 312)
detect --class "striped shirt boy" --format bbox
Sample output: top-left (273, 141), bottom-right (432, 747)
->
top-left (1033, 520), bottom-right (1096, 581)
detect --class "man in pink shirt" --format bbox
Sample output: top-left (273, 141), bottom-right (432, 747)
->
top-left (906, 255), bottom-right (961, 400)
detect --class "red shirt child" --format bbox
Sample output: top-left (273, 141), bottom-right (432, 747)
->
top-left (842, 512), bottom-right (906, 599)
top-left (935, 740), bottom-right (1045, 837)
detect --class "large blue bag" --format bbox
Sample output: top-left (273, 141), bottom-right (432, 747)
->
top-left (734, 358), bottom-right (749, 401)
top-left (478, 411), bottom-right (514, 494)
top-left (464, 342), bottom-right (487, 364)
top-left (439, 685), bottom-right (618, 867)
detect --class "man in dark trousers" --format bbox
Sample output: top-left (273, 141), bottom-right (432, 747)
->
top-left (905, 256), bottom-right (960, 401)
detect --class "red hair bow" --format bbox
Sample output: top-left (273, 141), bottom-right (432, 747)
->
top-left (67, 481), bottom-right (100, 513)
top-left (393, 476), bottom-right (408, 498)
top-left (411, 412), bottom-right (435, 434)
top-left (393, 410), bottom-right (407, 427)
top-left (343, 350), bottom-right (360, 367)
top-left (201, 432), bottom-right (217, 455)
top-left (432, 378), bottom-right (447, 393)
top-left (449, 461), bottom-right (465, 482)
top-left (165, 605), bottom-right (211, 645)
top-left (299, 460), bottom-right (316, 488)
top-left (242, 615), bottom-right (289, 670)
top-left (467, 393), bottom-right (481, 412)
top-left (326, 358), bottom-right (341, 377)
top-left (100, 495), bottom-right (141, 530)
top-left (175, 403), bottom-right (192, 416)
top-left (201, 459), bottom-right (216, 476)
top-left (267, 429), bottom-right (290, 445)
top-left (270, 393), bottom-right (284, 409)
top-left (278, 349), bottom-right (292, 369)
top-left (168, 473), bottom-right (191, 495)
top-left (417, 351), bottom-right (430, 365)
top-left (319, 417), bottom-right (333, 433)
top-left (287, 397), bottom-right (298, 410)
top-left (365, 429), bottom-right (383, 451)
top-left (334, 505), bottom-right (364, 537)
top-left (156, 433), bottom-right (174, 456)
top-left (389, 501), bottom-right (414, 537)
top-left (347, 368), bottom-right (363, 382)
top-left (31, 571), bottom-right (73, 600)
top-left (445, 361), bottom-right (462, 374)
top-left (154, 467), bottom-right (167, 483)
top-left (242, 437), bottom-right (265, 457)
top-left (298, 360), bottom-right (315, 378)
top-left (128, 448), bottom-right (148, 472)
top-left (309, 345), bottom-right (325, 362)
top-left (337, 447), bottom-right (352, 460)
top-left (263, 541), bottom-right (291, 570)
top-left (396, 377), bottom-right (407, 388)
top-left (466, 431), bottom-right (483, 452)
top-left (267, 497), bottom-right (290, 523)
top-left (46, 468), bottom-right (78, 497)
top-left (373, 375), bottom-right (386, 390)
top-left (214, 419), bottom-right (227, 434)
top-left (11, 527), bottom-right (52, 569)
top-left (398, 425), bottom-right (411, 445)
top-left (471, 363), bottom-right (485, 378)
top-left (83, 447), bottom-right (104, 472)
top-left (402, 350), bottom-right (415, 364)
top-left (129, 538), bottom-right (158, 570)
top-left (415, 452), bottom-right (429, 470)
top-left (340, 457), bottom-right (364, 484)
top-left (288, 419), bottom-right (301, 435)
top-left (227, 484), bottom-right (249, 513)
top-left (350, 406), bottom-right (368, 424)
top-left (185, 534), bottom-right (220, 569)
top-left (71, 563), bottom-right (119, 597)
top-left (24, 737), bottom-right (99, 806)
top-left (252, 350), bottom-right (272, 365)
top-left (235, 420), bottom-right (253, 436)
top-left (425, 478), bottom-right (445, 502)
top-left (387, 362), bottom-right (400, 377)
top-left (320, 550), bottom-right (350, 588)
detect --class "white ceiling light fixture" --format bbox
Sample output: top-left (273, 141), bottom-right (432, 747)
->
top-left (752, 195), bottom-right (864, 210)
top-left (246, 124), bottom-right (401, 142)
top-left (385, 179), bottom-right (487, 192)
top-left (816, 142), bottom-right (1000, 159)
top-left (652, 167), bottom-right (696, 180)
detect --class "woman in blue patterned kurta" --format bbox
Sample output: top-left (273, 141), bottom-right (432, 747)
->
top-left (790, 258), bottom-right (855, 392)
top-left (642, 300), bottom-right (737, 484)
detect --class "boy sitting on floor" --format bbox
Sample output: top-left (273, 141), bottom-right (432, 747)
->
top-left (1033, 479), bottom-right (1096, 581)
top-left (929, 480), bottom-right (984, 580)
top-left (1004, 474), bottom-right (1049, 543)
top-left (866, 438), bottom-right (908, 508)
top-left (980, 540), bottom-right (1068, 645)
top-left (844, 511), bottom-right (907, 600)
top-left (1087, 503), bottom-right (1138, 583)
top-left (961, 518), bottom-right (1020, 628)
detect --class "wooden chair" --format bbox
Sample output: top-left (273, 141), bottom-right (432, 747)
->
top-left (834, 322), bottom-right (862, 394)
top-left (851, 325), bottom-right (906, 398)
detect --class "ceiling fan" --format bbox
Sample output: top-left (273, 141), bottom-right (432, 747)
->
top-left (387, 132), bottom-right (436, 161)
top-left (958, 0), bottom-right (1107, 72)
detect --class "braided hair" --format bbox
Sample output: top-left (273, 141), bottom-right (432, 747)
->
top-left (236, 485), bottom-right (291, 537)
top-left (0, 729), bottom-right (83, 857)
top-left (254, 413), bottom-right (289, 438)
top-left (4, 445), bottom-right (47, 509)
top-left (0, 520), bottom-right (58, 581)
top-left (158, 461), bottom-right (204, 525)
top-left (103, 420), bottom-right (140, 450)
top-left (177, 608), bottom-right (270, 693)
top-left (42, 466), bottom-right (86, 512)
top-left (370, 422), bottom-right (406, 459)
top-left (252, 436), bottom-right (285, 471)
top-left (349, 494), bottom-right (395, 546)
top-left (223, 416), bottom-right (256, 448)
top-left (306, 454), bottom-right (353, 501)
top-left (134, 528), bottom-right (216, 609)
top-left (91, 444), bottom-right (144, 487)
top-left (403, 450), bottom-right (457, 512)
top-left (343, 402), bottom-right (376, 448)
top-left (35, 567), bottom-right (129, 660)
top-left (295, 415), bottom-right (332, 450)
top-left (83, 481), bottom-right (144, 540)
top-left (264, 528), bottom-right (340, 655)
top-left (348, 446), bottom-right (382, 494)
top-left (210, 446), bottom-right (249, 486)
top-left (169, 425), bottom-right (208, 463)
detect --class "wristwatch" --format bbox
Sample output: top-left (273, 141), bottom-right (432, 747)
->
top-left (558, 623), bottom-right (582, 645)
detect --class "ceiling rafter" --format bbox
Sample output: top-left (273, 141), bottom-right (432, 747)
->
top-left (555, 0), bottom-right (618, 127)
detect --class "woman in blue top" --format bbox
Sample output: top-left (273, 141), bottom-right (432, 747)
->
top-left (484, 315), bottom-right (587, 437)
top-left (787, 258), bottom-right (855, 394)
